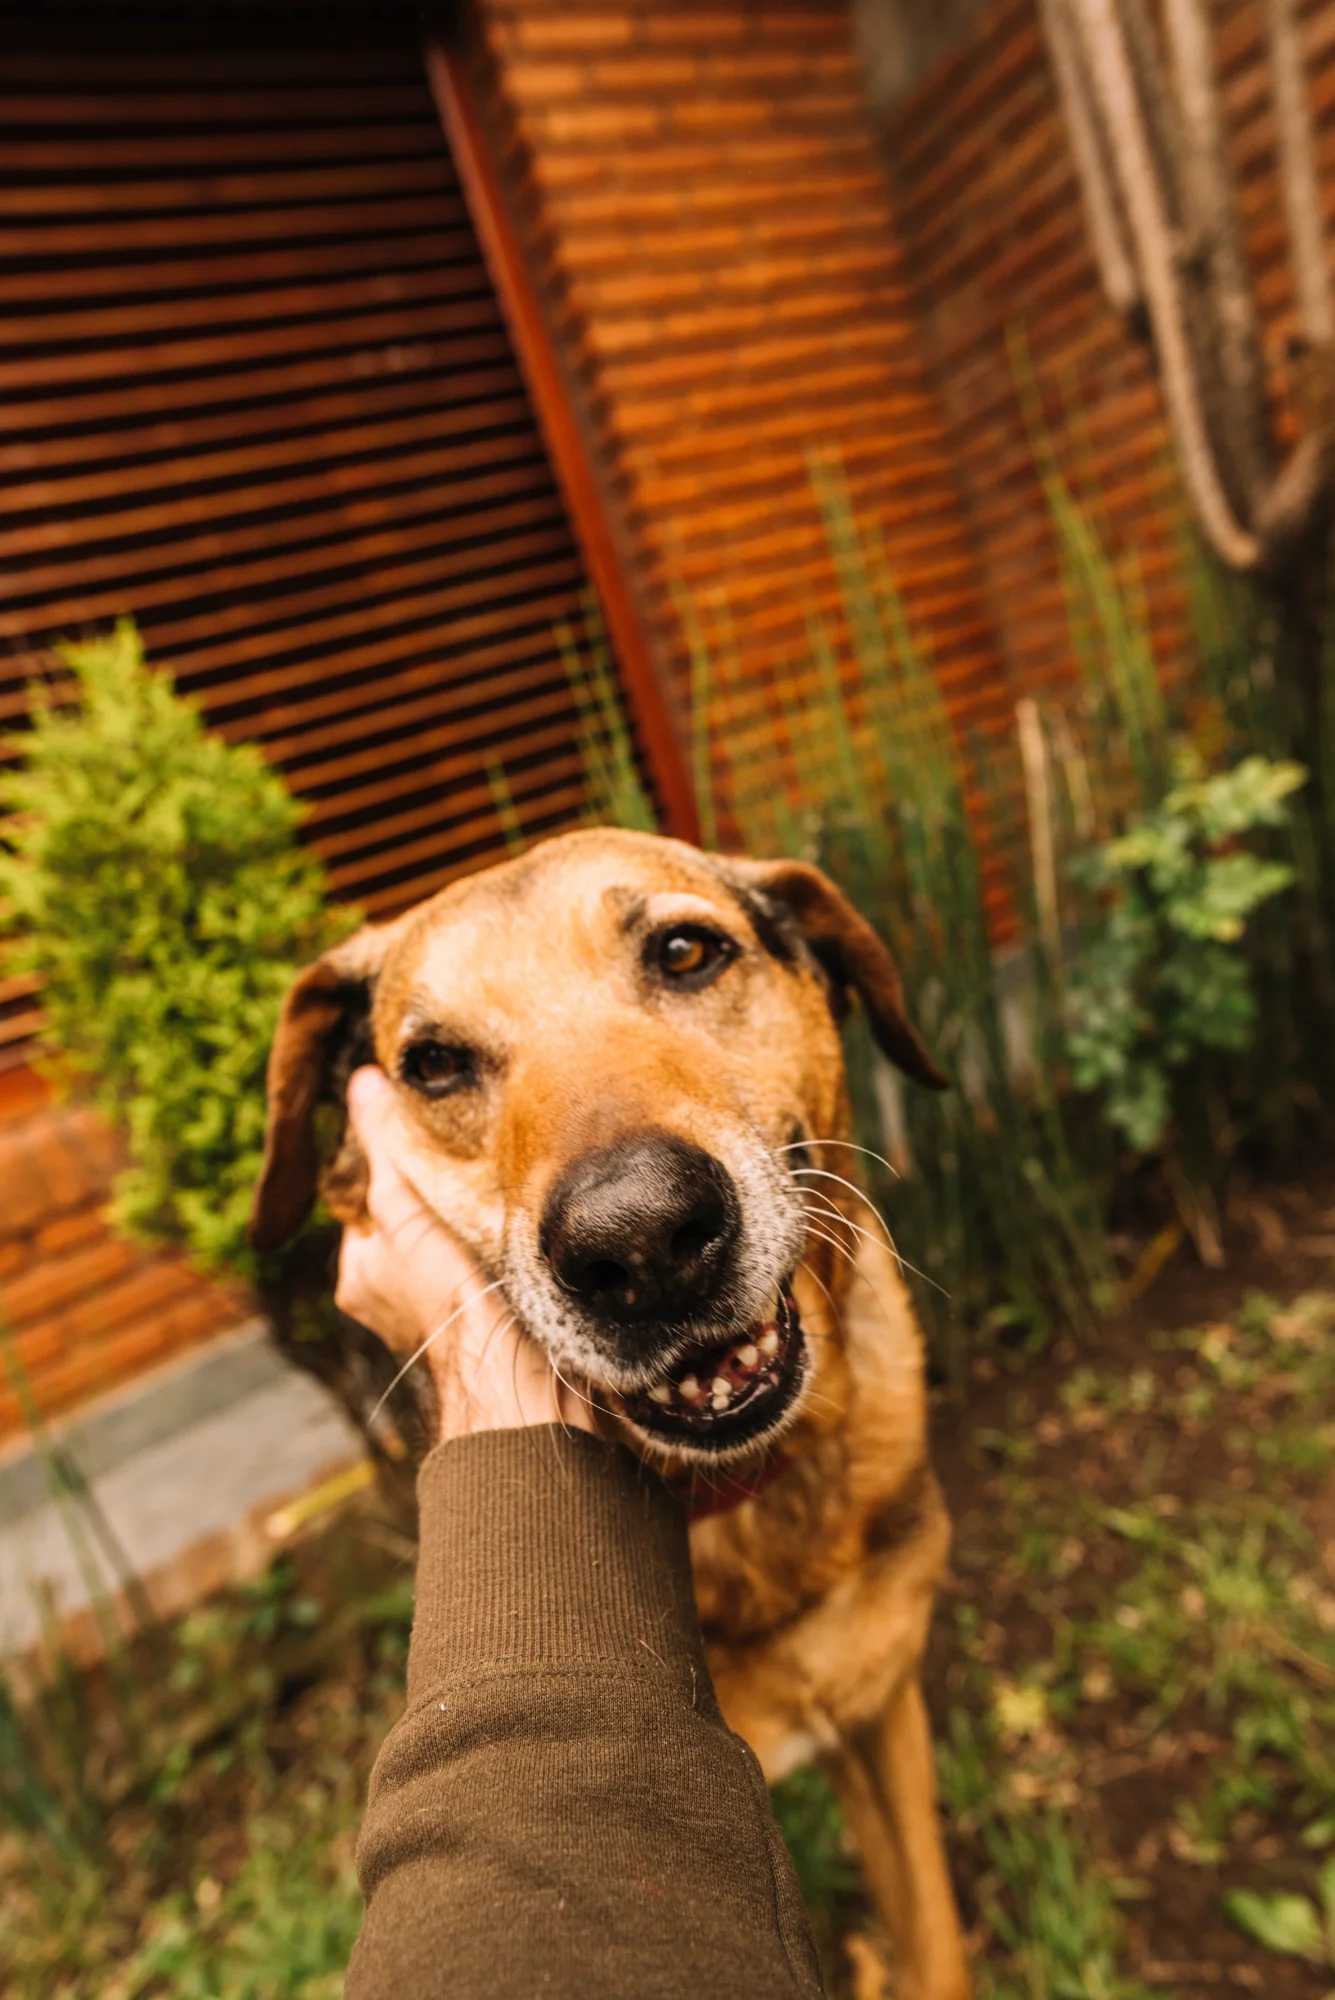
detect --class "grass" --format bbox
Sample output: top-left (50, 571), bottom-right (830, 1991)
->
top-left (0, 1542), bottom-right (414, 2000)
top-left (930, 1266), bottom-right (1335, 1999)
top-left (761, 1227), bottom-right (1335, 1997)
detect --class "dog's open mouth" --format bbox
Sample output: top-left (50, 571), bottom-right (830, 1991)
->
top-left (619, 1285), bottom-right (806, 1453)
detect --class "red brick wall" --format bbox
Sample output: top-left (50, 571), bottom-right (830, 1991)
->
top-left (472, 0), bottom-right (1014, 782)
top-left (0, 1071), bottom-right (242, 1439)
top-left (883, 0), bottom-right (1335, 702)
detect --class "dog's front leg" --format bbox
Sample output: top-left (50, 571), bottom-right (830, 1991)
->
top-left (825, 1676), bottom-right (971, 2000)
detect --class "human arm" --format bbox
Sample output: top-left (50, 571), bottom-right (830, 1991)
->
top-left (337, 1069), bottom-right (824, 2000)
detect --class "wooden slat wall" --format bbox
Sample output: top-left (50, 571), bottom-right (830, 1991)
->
top-left (469, 1), bottom-right (1013, 805)
top-left (0, 36), bottom-right (612, 1067)
top-left (882, 0), bottom-right (1332, 706)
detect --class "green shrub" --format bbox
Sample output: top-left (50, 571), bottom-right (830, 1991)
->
top-left (0, 618), bottom-right (353, 1274)
top-left (1065, 754), bottom-right (1305, 1156)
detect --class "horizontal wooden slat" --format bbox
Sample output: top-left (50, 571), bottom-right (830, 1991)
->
top-left (326, 767), bottom-right (589, 899)
top-left (2, 155), bottom-right (449, 218)
top-left (138, 519), bottom-right (573, 662)
top-left (0, 51), bottom-right (420, 86)
top-left (0, 291), bottom-right (504, 396)
top-left (174, 567), bottom-right (586, 730)
top-left (253, 646), bottom-right (576, 773)
top-left (288, 684), bottom-right (579, 801)
top-left (0, 124), bottom-right (446, 172)
top-left (313, 752), bottom-right (574, 865)
top-left (300, 707), bottom-right (581, 832)
top-left (1, 323), bottom-right (509, 436)
top-left (0, 191), bottom-right (468, 263)
top-left (0, 1010), bottom-right (45, 1051)
top-left (2, 393), bottom-right (534, 521)
top-left (0, 230), bottom-right (473, 307)
top-left (0, 260), bottom-right (496, 353)
top-left (200, 578), bottom-right (587, 727)
top-left (0, 85), bottom-right (426, 124)
top-left (0, 361), bottom-right (522, 479)
top-left (0, 458), bottom-right (558, 644)
top-left (0, 419), bottom-right (546, 562)
top-left (0, 478), bottom-right (563, 648)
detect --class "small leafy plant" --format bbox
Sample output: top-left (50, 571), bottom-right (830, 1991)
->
top-left (0, 619), bottom-right (353, 1273)
top-left (1065, 752), bottom-right (1304, 1150)
top-left (1063, 750), bottom-right (1304, 1253)
top-left (1223, 1858), bottom-right (1335, 1984)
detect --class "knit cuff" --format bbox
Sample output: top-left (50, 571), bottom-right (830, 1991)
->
top-left (407, 1426), bottom-right (711, 1703)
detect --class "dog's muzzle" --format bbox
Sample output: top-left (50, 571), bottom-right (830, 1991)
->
top-left (539, 1127), bottom-right (806, 1456)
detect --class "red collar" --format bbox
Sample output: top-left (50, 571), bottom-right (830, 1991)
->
top-left (669, 1451), bottom-right (792, 1522)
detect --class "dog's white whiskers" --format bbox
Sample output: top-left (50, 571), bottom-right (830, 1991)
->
top-left (800, 1221), bottom-right (911, 1331)
top-left (367, 1277), bottom-right (509, 1426)
top-left (792, 1165), bottom-right (896, 1245)
top-left (776, 1136), bottom-right (901, 1181)
top-left (796, 1191), bottom-right (905, 1288)
top-left (801, 1221), bottom-right (862, 1274)
top-left (799, 1192), bottom-right (943, 1304)
top-left (799, 1192), bottom-right (902, 1271)
top-left (549, 1357), bottom-right (621, 1427)
top-left (797, 1191), bottom-right (948, 1301)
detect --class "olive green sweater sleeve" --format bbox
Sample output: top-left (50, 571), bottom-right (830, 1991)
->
top-left (347, 1426), bottom-right (823, 2000)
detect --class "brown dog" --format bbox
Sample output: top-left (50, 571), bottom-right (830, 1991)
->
top-left (252, 827), bottom-right (971, 2000)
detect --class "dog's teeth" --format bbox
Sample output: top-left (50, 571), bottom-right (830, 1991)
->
top-left (736, 1343), bottom-right (759, 1370)
top-left (678, 1375), bottom-right (701, 1402)
top-left (759, 1328), bottom-right (780, 1358)
top-left (710, 1376), bottom-right (731, 1399)
top-left (647, 1383), bottom-right (672, 1406)
top-left (711, 1391), bottom-right (730, 1411)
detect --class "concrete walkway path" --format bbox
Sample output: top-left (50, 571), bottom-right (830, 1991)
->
top-left (0, 1323), bottom-right (365, 1663)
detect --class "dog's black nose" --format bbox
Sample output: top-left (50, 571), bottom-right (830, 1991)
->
top-left (541, 1130), bottom-right (740, 1323)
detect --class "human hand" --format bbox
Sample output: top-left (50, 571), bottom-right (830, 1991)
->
top-left (335, 1066), bottom-right (594, 1442)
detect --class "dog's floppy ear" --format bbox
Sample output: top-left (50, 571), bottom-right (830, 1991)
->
top-left (250, 924), bottom-right (395, 1253)
top-left (722, 857), bottom-right (948, 1091)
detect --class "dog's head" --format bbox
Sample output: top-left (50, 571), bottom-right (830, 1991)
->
top-left (251, 829), bottom-right (943, 1466)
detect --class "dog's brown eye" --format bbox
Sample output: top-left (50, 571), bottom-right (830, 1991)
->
top-left (400, 1040), bottom-right (475, 1097)
top-left (653, 925), bottom-right (734, 987)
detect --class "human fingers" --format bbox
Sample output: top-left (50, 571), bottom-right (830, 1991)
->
top-left (345, 1066), bottom-right (425, 1234)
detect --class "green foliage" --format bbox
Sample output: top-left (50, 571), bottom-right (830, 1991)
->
top-left (1065, 753), bottom-right (1305, 1153)
top-left (0, 620), bottom-right (353, 1273)
top-left (1223, 1866), bottom-right (1335, 1968)
top-left (0, 1521), bottom-right (411, 2000)
top-left (936, 1705), bottom-right (1153, 2000)
top-left (112, 1802), bottom-right (364, 2000)
top-left (940, 1277), bottom-right (1335, 1998)
top-left (768, 1767), bottom-right (860, 1917)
